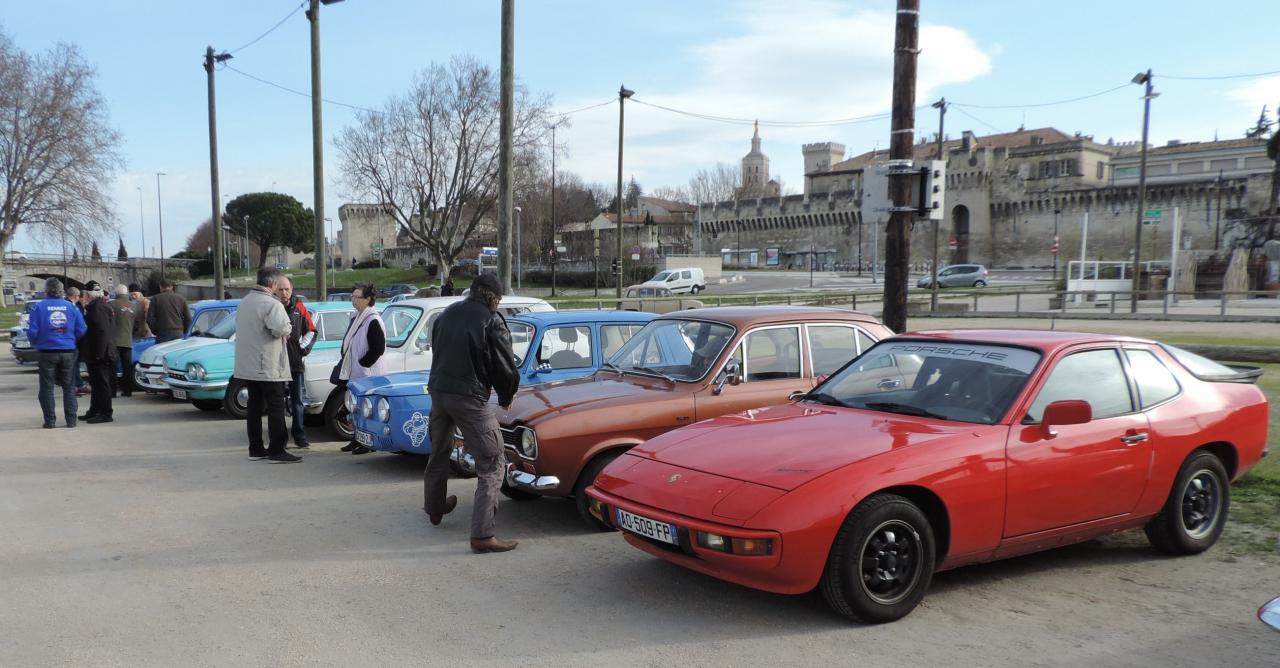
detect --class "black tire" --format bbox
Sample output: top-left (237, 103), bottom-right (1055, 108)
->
top-left (1144, 450), bottom-right (1230, 555)
top-left (324, 389), bottom-right (354, 442)
top-left (690, 285), bottom-right (701, 295)
top-left (223, 378), bottom-right (249, 420)
top-left (973, 280), bottom-right (987, 288)
top-left (192, 399), bottom-right (222, 412)
top-left (575, 449), bottom-right (626, 531)
top-left (501, 482), bottom-right (541, 501)
top-left (820, 494), bottom-right (936, 624)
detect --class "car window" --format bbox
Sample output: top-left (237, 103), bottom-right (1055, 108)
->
top-left (318, 310), bottom-right (353, 341)
top-left (681, 270), bottom-right (692, 279)
top-left (380, 305), bottom-right (424, 348)
top-left (855, 329), bottom-right (877, 354)
top-left (939, 267), bottom-right (956, 276)
top-left (1125, 348), bottom-right (1180, 408)
top-left (537, 326), bottom-right (593, 370)
top-left (1159, 344), bottom-right (1240, 379)
top-left (191, 309), bottom-right (227, 336)
top-left (808, 325), bottom-right (859, 377)
top-left (508, 322), bottom-right (535, 363)
top-left (415, 311), bottom-right (442, 349)
top-left (653, 271), bottom-right (672, 282)
top-left (626, 289), bottom-right (638, 298)
top-left (601, 324), bottom-right (645, 360)
top-left (1027, 349), bottom-right (1133, 422)
top-left (743, 326), bottom-right (802, 382)
top-left (613, 319), bottom-right (734, 382)
top-left (206, 315), bottom-right (238, 339)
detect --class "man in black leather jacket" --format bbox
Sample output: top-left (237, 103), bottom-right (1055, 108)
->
top-left (422, 273), bottom-right (520, 553)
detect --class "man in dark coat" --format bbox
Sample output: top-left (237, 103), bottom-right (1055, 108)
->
top-left (275, 276), bottom-right (316, 448)
top-left (80, 281), bottom-right (117, 423)
top-left (147, 279), bottom-right (190, 342)
top-left (422, 273), bottom-right (521, 553)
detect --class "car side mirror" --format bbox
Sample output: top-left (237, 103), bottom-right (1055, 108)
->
top-left (713, 360), bottom-right (742, 395)
top-left (1041, 399), bottom-right (1091, 437)
top-left (1261, 596), bottom-right (1280, 632)
top-left (414, 339), bottom-right (431, 355)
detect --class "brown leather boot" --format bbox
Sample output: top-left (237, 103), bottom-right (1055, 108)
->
top-left (470, 536), bottom-right (519, 553)
top-left (427, 495), bottom-right (457, 526)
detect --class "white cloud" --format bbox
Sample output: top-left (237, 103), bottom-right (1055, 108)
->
top-left (556, 0), bottom-right (991, 197)
top-left (1226, 74), bottom-right (1280, 115)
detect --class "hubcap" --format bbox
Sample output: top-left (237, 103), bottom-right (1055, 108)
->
top-left (235, 387), bottom-right (249, 411)
top-left (1180, 470), bottom-right (1222, 540)
top-left (858, 520), bottom-right (923, 605)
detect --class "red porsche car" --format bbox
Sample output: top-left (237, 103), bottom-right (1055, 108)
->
top-left (586, 331), bottom-right (1269, 623)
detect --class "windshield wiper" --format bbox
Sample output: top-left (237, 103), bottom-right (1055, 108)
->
top-left (799, 391), bottom-right (848, 407)
top-left (629, 365), bottom-right (677, 383)
top-left (600, 362), bottom-right (623, 377)
top-left (862, 402), bottom-right (948, 420)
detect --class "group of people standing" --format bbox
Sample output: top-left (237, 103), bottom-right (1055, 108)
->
top-left (27, 277), bottom-right (179, 428)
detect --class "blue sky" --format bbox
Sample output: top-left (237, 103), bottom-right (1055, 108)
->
top-left (5, 0), bottom-right (1279, 256)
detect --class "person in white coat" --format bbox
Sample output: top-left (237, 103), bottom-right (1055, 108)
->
top-left (233, 267), bottom-right (299, 463)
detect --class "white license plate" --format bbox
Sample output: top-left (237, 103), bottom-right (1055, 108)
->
top-left (355, 430), bottom-right (374, 446)
top-left (147, 374), bottom-right (163, 385)
top-left (615, 507), bottom-right (679, 546)
top-left (171, 389), bottom-right (187, 400)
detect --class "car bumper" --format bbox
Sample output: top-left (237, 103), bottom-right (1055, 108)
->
top-left (12, 347), bottom-right (39, 363)
top-left (164, 376), bottom-right (229, 392)
top-left (586, 486), bottom-right (802, 595)
top-left (134, 365), bottom-right (170, 393)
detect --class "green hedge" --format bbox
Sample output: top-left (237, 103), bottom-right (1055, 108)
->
top-left (523, 266), bottom-right (656, 288)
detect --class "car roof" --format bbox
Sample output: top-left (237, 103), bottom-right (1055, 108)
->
top-left (510, 310), bottom-right (655, 326)
top-left (657, 305), bottom-right (880, 327)
top-left (307, 301), bottom-right (356, 312)
top-left (387, 295), bottom-right (550, 309)
top-left (192, 299), bottom-right (240, 310)
top-left (899, 329), bottom-right (1154, 355)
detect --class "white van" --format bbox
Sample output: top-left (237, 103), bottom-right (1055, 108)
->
top-left (644, 267), bottom-right (706, 294)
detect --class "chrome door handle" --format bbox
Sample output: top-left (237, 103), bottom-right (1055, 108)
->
top-left (788, 390), bottom-right (806, 401)
top-left (1120, 433), bottom-right (1149, 445)
top-left (877, 378), bottom-right (901, 390)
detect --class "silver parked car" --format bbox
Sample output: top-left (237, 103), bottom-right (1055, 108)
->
top-left (916, 263), bottom-right (989, 288)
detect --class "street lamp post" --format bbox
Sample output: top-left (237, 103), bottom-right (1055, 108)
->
top-left (307, 0), bottom-right (345, 301)
top-left (1053, 208), bottom-right (1062, 281)
top-left (156, 172), bottom-right (167, 279)
top-left (615, 85), bottom-right (634, 302)
top-left (1130, 70), bottom-right (1158, 313)
top-left (136, 186), bottom-right (146, 263)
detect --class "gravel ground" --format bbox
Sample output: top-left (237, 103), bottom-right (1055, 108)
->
top-left (0, 346), bottom-right (1276, 667)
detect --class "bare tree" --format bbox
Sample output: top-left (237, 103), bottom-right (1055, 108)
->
top-left (687, 162), bottom-right (742, 204)
top-left (648, 185), bottom-right (692, 204)
top-left (0, 30), bottom-right (122, 255)
top-left (335, 56), bottom-right (550, 278)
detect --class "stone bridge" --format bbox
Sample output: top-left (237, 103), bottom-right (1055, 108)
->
top-left (2, 256), bottom-right (196, 296)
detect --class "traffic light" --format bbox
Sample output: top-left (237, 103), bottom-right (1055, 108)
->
top-left (611, 258), bottom-right (621, 275)
top-left (917, 160), bottom-right (945, 220)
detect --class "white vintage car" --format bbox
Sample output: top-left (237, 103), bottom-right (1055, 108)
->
top-left (305, 295), bottom-right (554, 440)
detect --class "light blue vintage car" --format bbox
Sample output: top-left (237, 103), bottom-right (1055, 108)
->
top-left (163, 301), bottom-right (358, 417)
top-left (347, 310), bottom-right (655, 455)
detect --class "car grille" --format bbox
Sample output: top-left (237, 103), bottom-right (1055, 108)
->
top-left (501, 428), bottom-right (520, 448)
top-left (166, 369), bottom-right (186, 382)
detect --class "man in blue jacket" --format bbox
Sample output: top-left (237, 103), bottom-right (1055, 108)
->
top-left (27, 278), bottom-right (87, 428)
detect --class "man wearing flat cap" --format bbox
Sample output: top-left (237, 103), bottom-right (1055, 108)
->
top-left (422, 274), bottom-right (521, 553)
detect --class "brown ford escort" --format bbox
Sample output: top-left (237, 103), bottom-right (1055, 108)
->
top-left (452, 306), bottom-right (893, 528)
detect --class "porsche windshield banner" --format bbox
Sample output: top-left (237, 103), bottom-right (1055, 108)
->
top-left (882, 342), bottom-right (1040, 374)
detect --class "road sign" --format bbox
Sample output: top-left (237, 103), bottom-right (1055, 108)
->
top-left (948, 237), bottom-right (957, 250)
top-left (630, 253), bottom-right (640, 261)
top-left (480, 246), bottom-right (498, 257)
top-left (1144, 209), bottom-right (1161, 219)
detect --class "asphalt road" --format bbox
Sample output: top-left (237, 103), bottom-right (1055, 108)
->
top-left (701, 269), bottom-right (1051, 295)
top-left (0, 347), bottom-right (1275, 667)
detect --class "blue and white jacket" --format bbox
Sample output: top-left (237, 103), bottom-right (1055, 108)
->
top-left (26, 297), bottom-right (87, 352)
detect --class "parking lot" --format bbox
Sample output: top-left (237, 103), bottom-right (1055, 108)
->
top-left (0, 345), bottom-right (1276, 667)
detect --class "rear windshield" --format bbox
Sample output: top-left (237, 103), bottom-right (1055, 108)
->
top-left (1160, 344), bottom-right (1263, 383)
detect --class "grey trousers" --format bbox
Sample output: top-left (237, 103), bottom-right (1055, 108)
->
top-left (424, 390), bottom-right (506, 539)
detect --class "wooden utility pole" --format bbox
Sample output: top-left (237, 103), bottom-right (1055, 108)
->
top-left (497, 0), bottom-right (515, 293)
top-left (204, 47), bottom-right (225, 299)
top-left (307, 0), bottom-right (328, 300)
top-left (882, 0), bottom-right (920, 333)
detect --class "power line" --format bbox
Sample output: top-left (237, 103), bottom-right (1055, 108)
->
top-left (630, 97), bottom-right (913, 128)
top-left (951, 83), bottom-right (1131, 110)
top-left (1162, 68), bottom-right (1280, 81)
top-left (950, 105), bottom-right (1003, 134)
top-left (553, 98), bottom-right (616, 118)
top-left (227, 1), bottom-right (307, 55)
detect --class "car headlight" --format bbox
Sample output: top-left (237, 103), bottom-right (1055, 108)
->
top-left (377, 397), bottom-right (391, 423)
top-left (186, 363), bottom-right (207, 381)
top-left (344, 390), bottom-right (356, 414)
top-left (518, 427), bottom-right (538, 458)
top-left (14, 338), bottom-right (30, 349)
top-left (361, 397), bottom-right (373, 419)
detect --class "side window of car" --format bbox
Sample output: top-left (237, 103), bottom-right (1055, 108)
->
top-left (1027, 349), bottom-right (1133, 422)
top-left (743, 327), bottom-right (802, 382)
top-left (600, 324), bottom-right (643, 360)
top-left (855, 328), bottom-right (877, 354)
top-left (318, 311), bottom-right (353, 341)
top-left (508, 322), bottom-right (535, 364)
top-left (808, 325), bottom-right (858, 377)
top-left (415, 312), bottom-right (441, 349)
top-left (191, 309), bottom-right (224, 334)
top-left (681, 270), bottom-right (692, 280)
top-left (539, 326), bottom-right (593, 369)
top-left (1125, 348), bottom-right (1180, 408)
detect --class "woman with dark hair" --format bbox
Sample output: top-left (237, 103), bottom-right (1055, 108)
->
top-left (339, 283), bottom-right (387, 454)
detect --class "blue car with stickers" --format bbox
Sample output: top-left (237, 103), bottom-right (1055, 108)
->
top-left (347, 310), bottom-right (655, 454)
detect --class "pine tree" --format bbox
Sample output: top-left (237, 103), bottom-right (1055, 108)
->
top-left (90, 241), bottom-right (102, 262)
top-left (117, 236), bottom-right (128, 261)
top-left (1247, 105), bottom-right (1273, 138)
top-left (72, 248), bottom-right (80, 263)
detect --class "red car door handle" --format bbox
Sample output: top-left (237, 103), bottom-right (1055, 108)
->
top-left (1120, 433), bottom-right (1149, 445)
